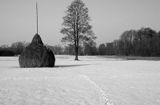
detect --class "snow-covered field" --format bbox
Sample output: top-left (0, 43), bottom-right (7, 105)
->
top-left (0, 55), bottom-right (160, 105)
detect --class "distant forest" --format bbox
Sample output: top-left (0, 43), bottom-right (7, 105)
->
top-left (1, 27), bottom-right (160, 57)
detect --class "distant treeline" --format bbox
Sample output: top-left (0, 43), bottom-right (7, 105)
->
top-left (1, 27), bottom-right (160, 56)
top-left (0, 42), bottom-right (28, 56)
top-left (99, 27), bottom-right (160, 56)
top-left (47, 42), bottom-right (98, 55)
top-left (50, 27), bottom-right (160, 56)
top-left (0, 42), bottom-right (98, 56)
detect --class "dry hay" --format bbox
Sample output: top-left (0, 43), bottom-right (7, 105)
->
top-left (19, 34), bottom-right (55, 67)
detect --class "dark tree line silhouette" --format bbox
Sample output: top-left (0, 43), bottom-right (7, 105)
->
top-left (0, 42), bottom-right (28, 56)
top-left (1, 27), bottom-right (160, 57)
top-left (99, 27), bottom-right (160, 56)
top-left (1, 27), bottom-right (160, 56)
top-left (47, 41), bottom-right (98, 55)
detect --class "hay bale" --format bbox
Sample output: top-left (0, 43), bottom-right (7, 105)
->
top-left (19, 34), bottom-right (55, 68)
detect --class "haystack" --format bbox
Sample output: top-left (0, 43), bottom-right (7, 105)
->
top-left (19, 34), bottom-right (55, 67)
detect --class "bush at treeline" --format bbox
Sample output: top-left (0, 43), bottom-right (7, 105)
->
top-left (0, 49), bottom-right (15, 56)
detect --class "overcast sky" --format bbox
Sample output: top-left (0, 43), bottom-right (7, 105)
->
top-left (0, 0), bottom-right (160, 46)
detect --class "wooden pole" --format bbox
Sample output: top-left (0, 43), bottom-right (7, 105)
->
top-left (36, 1), bottom-right (38, 34)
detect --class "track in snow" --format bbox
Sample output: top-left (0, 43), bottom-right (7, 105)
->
top-left (79, 74), bottom-right (114, 105)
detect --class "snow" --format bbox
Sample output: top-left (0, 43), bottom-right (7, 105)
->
top-left (0, 55), bottom-right (160, 105)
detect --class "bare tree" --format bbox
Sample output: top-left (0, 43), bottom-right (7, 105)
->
top-left (61, 0), bottom-right (96, 60)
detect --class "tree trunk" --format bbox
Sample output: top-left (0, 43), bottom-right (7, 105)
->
top-left (75, 38), bottom-right (79, 60)
top-left (74, 39), bottom-right (78, 60)
top-left (75, 46), bottom-right (78, 60)
top-left (75, 17), bottom-right (79, 61)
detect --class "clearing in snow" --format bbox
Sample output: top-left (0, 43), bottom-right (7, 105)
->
top-left (0, 55), bottom-right (160, 105)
